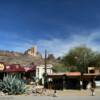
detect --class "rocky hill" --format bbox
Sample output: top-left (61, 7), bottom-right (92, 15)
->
top-left (0, 47), bottom-right (43, 66)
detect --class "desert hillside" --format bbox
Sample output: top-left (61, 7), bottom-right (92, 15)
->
top-left (0, 47), bottom-right (43, 66)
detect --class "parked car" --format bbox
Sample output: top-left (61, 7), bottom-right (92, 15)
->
top-left (95, 81), bottom-right (100, 87)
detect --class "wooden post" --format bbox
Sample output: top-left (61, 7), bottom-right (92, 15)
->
top-left (63, 75), bottom-right (66, 90)
top-left (44, 50), bottom-right (47, 88)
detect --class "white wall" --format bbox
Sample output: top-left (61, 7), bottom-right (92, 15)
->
top-left (36, 64), bottom-right (53, 84)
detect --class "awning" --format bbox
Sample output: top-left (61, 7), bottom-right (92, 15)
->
top-left (0, 62), bottom-right (36, 73)
top-left (5, 64), bottom-right (25, 72)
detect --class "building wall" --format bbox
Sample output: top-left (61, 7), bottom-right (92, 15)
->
top-left (36, 64), bottom-right (53, 84)
top-left (88, 67), bottom-right (95, 73)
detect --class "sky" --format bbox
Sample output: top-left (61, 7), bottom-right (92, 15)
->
top-left (0, 0), bottom-right (100, 57)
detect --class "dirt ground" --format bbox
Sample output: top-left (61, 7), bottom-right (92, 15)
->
top-left (55, 88), bottom-right (100, 96)
top-left (26, 85), bottom-right (100, 96)
top-left (40, 88), bottom-right (100, 96)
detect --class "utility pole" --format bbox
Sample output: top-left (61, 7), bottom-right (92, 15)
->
top-left (44, 49), bottom-right (47, 88)
top-left (45, 50), bottom-right (47, 76)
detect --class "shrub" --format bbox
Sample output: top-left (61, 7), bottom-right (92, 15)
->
top-left (0, 74), bottom-right (27, 95)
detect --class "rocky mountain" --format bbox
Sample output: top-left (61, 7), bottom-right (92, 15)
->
top-left (0, 47), bottom-right (43, 66)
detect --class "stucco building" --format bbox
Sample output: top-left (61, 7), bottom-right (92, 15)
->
top-left (36, 64), bottom-right (53, 84)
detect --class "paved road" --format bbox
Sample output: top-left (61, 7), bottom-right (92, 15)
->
top-left (0, 96), bottom-right (100, 100)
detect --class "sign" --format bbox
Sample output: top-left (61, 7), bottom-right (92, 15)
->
top-left (0, 63), bottom-right (5, 71)
top-left (16, 65), bottom-right (19, 69)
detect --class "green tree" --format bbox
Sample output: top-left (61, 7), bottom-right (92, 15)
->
top-left (52, 63), bottom-right (70, 72)
top-left (61, 45), bottom-right (98, 74)
top-left (47, 54), bottom-right (55, 60)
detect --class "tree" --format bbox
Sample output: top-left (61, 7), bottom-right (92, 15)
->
top-left (89, 53), bottom-right (100, 67)
top-left (30, 62), bottom-right (35, 65)
top-left (61, 45), bottom-right (98, 73)
top-left (47, 54), bottom-right (55, 60)
top-left (52, 63), bottom-right (69, 72)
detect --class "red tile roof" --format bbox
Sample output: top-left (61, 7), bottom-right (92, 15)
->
top-left (65, 72), bottom-right (81, 76)
top-left (48, 72), bottom-right (81, 77)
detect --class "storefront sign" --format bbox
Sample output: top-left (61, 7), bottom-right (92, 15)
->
top-left (0, 63), bottom-right (5, 71)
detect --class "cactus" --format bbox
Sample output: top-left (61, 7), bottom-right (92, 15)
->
top-left (0, 74), bottom-right (27, 95)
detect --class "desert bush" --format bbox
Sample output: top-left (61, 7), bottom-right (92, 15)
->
top-left (0, 74), bottom-right (27, 95)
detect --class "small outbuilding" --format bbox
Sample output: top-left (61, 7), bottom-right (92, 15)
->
top-left (65, 72), bottom-right (81, 89)
top-left (47, 72), bottom-right (81, 90)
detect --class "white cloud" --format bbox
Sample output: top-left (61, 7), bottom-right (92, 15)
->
top-left (35, 31), bottom-right (100, 57)
top-left (2, 30), bottom-right (100, 58)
